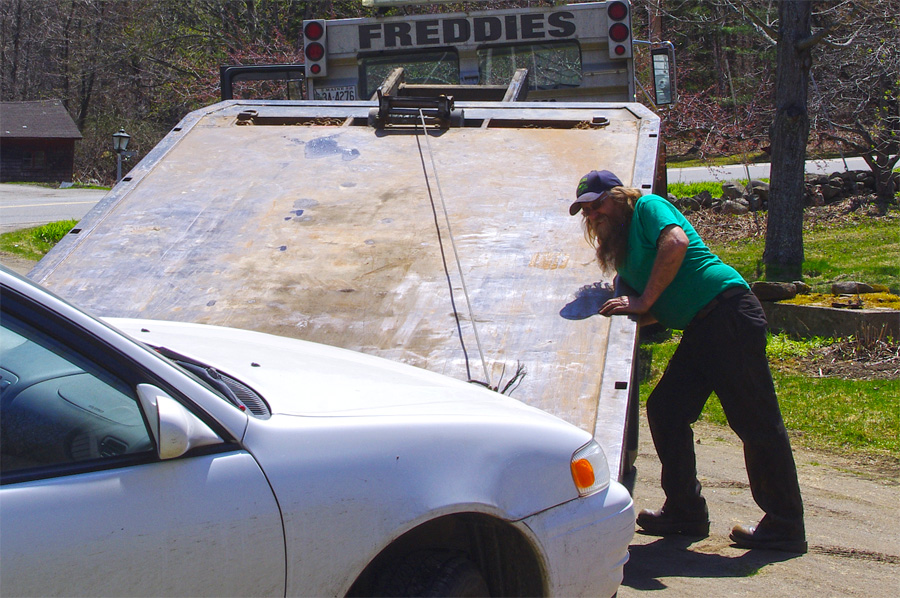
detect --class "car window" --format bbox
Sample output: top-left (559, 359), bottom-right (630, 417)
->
top-left (0, 312), bottom-right (155, 475)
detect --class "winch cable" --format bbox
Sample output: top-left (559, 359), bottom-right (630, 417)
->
top-left (413, 128), bottom-right (471, 382)
top-left (414, 109), bottom-right (492, 388)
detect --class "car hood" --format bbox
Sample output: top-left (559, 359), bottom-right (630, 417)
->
top-left (107, 318), bottom-right (567, 424)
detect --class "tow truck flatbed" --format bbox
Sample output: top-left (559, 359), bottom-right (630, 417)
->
top-left (33, 99), bottom-right (659, 478)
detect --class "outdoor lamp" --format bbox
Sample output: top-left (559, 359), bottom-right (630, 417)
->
top-left (113, 128), bottom-right (131, 183)
top-left (112, 128), bottom-right (131, 153)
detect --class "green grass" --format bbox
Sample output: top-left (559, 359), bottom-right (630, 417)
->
top-left (67, 183), bottom-right (109, 190)
top-left (639, 334), bottom-right (899, 459)
top-left (668, 180), bottom-right (764, 199)
top-left (667, 152), bottom-right (773, 168)
top-left (666, 151), bottom-right (875, 169)
top-left (708, 217), bottom-right (900, 293)
top-left (2, 181), bottom-right (110, 190)
top-left (0, 220), bottom-right (79, 261)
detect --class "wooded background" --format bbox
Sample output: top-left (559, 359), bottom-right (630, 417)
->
top-left (2, 0), bottom-right (897, 188)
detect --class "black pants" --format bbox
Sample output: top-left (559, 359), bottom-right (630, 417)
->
top-left (646, 290), bottom-right (804, 535)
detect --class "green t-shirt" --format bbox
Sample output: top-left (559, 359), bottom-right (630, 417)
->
top-left (617, 195), bottom-right (748, 329)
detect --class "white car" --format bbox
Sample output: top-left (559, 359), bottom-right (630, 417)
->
top-left (0, 266), bottom-right (634, 597)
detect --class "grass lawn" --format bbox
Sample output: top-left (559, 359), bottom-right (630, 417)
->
top-left (709, 217), bottom-right (900, 294)
top-left (0, 220), bottom-right (79, 261)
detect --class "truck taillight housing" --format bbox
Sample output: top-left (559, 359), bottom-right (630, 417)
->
top-left (607, 1), bottom-right (632, 59)
top-left (303, 20), bottom-right (327, 77)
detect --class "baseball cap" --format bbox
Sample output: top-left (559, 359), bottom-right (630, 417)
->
top-left (569, 170), bottom-right (623, 215)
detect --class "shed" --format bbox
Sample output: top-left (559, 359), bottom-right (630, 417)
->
top-left (0, 100), bottom-right (82, 183)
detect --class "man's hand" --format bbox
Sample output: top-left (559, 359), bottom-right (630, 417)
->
top-left (598, 224), bottom-right (688, 319)
top-left (598, 294), bottom-right (650, 316)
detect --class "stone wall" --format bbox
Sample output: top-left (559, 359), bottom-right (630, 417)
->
top-left (668, 169), bottom-right (900, 214)
top-left (761, 302), bottom-right (899, 339)
top-left (751, 280), bottom-right (899, 339)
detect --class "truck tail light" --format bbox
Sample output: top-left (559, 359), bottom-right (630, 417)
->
top-left (607, 1), bottom-right (632, 59)
top-left (303, 20), bottom-right (327, 78)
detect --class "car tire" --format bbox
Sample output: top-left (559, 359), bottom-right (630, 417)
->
top-left (374, 550), bottom-right (490, 597)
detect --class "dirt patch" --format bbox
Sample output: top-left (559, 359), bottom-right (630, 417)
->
top-left (0, 251), bottom-right (38, 276)
top-left (781, 337), bottom-right (900, 381)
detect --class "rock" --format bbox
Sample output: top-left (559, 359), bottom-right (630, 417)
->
top-left (792, 281), bottom-right (812, 294)
top-left (721, 199), bottom-right (749, 215)
top-left (821, 183), bottom-right (843, 202)
top-left (834, 171), bottom-right (856, 185)
top-left (680, 197), bottom-right (702, 212)
top-left (831, 281), bottom-right (876, 294)
top-left (747, 180), bottom-right (769, 203)
top-left (804, 185), bottom-right (825, 206)
top-left (696, 190), bottom-right (714, 208)
top-left (721, 182), bottom-right (745, 200)
top-left (829, 177), bottom-right (848, 193)
top-left (751, 281), bottom-right (798, 301)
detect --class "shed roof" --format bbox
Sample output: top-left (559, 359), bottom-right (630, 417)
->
top-left (1, 100), bottom-right (82, 139)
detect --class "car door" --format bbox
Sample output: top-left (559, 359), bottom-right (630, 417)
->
top-left (0, 291), bottom-right (285, 598)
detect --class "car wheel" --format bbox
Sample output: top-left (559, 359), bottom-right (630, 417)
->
top-left (374, 550), bottom-right (490, 597)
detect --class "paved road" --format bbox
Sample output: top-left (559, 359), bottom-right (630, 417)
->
top-left (0, 184), bottom-right (107, 233)
top-left (667, 156), bottom-right (868, 184)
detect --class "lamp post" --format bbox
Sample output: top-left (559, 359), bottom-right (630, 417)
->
top-left (112, 128), bottom-right (131, 183)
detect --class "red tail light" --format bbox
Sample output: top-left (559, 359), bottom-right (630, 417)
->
top-left (303, 20), bottom-right (328, 78)
top-left (607, 1), bottom-right (632, 59)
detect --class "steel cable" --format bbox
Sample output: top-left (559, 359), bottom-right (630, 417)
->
top-left (414, 110), bottom-right (492, 387)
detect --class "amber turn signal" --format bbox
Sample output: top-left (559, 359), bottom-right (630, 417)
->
top-left (571, 458), bottom-right (596, 489)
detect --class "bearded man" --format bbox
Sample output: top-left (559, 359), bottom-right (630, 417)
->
top-left (570, 170), bottom-right (807, 553)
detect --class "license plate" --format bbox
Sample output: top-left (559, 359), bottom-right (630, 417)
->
top-left (315, 86), bottom-right (357, 101)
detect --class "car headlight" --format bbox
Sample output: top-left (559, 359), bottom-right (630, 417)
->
top-left (571, 439), bottom-right (611, 497)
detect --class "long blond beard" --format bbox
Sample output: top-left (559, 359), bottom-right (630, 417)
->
top-left (586, 213), bottom-right (630, 272)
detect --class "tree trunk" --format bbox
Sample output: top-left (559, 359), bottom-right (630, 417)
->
top-left (866, 152), bottom-right (900, 210)
top-left (764, 1), bottom-right (812, 282)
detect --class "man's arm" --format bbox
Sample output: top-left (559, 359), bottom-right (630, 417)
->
top-left (599, 224), bottom-right (688, 316)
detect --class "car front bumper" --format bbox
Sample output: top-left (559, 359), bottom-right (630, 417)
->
top-left (520, 480), bottom-right (634, 598)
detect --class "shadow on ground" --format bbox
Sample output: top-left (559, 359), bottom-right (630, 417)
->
top-left (622, 535), bottom-right (802, 591)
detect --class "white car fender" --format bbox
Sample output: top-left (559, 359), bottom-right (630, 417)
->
top-left (244, 413), bottom-right (590, 596)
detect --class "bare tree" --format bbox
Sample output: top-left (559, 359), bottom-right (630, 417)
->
top-left (723, 0), bottom-right (895, 280)
top-left (811, 0), bottom-right (900, 208)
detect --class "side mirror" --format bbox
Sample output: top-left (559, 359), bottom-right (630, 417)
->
top-left (137, 384), bottom-right (222, 460)
top-left (651, 45), bottom-right (677, 106)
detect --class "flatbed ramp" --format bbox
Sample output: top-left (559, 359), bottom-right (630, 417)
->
top-left (33, 100), bottom-right (660, 478)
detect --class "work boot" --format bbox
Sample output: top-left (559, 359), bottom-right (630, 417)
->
top-left (636, 506), bottom-right (710, 537)
top-left (730, 524), bottom-right (808, 553)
